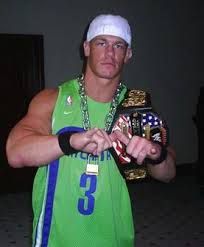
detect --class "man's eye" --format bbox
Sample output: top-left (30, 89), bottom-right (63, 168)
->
top-left (96, 41), bottom-right (106, 46)
top-left (114, 44), bottom-right (125, 49)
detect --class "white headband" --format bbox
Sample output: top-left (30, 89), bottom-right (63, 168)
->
top-left (86, 14), bottom-right (132, 47)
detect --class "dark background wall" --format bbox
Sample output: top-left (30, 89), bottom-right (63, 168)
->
top-left (0, 0), bottom-right (203, 165)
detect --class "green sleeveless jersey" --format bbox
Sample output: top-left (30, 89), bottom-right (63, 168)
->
top-left (32, 79), bottom-right (134, 247)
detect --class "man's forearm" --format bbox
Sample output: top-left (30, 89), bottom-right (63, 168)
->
top-left (6, 134), bottom-right (63, 168)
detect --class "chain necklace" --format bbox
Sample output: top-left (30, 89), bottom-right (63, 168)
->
top-left (78, 75), bottom-right (123, 132)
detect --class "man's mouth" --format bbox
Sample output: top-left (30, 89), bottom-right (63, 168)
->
top-left (101, 62), bottom-right (115, 67)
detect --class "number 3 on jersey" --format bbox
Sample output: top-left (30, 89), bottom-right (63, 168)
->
top-left (78, 173), bottom-right (97, 215)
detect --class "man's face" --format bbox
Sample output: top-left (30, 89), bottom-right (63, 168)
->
top-left (84, 35), bottom-right (132, 80)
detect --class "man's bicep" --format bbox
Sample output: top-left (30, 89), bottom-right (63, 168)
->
top-left (24, 88), bottom-right (58, 133)
top-left (8, 88), bottom-right (58, 144)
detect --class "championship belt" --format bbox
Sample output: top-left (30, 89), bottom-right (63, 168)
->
top-left (110, 89), bottom-right (168, 181)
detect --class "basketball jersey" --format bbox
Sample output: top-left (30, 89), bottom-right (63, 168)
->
top-left (32, 79), bottom-right (134, 247)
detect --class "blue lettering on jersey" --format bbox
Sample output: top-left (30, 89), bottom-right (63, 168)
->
top-left (80, 152), bottom-right (88, 160)
top-left (71, 150), bottom-right (112, 163)
top-left (106, 150), bottom-right (112, 160)
top-left (78, 173), bottom-right (97, 215)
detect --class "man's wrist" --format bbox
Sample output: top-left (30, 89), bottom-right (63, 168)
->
top-left (58, 131), bottom-right (78, 155)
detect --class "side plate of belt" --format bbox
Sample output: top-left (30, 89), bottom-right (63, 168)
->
top-left (110, 89), bottom-right (168, 181)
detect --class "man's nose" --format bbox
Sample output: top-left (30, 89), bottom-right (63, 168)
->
top-left (105, 44), bottom-right (115, 56)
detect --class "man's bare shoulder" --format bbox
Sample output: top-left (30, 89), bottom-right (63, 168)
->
top-left (28, 88), bottom-right (59, 115)
top-left (31, 88), bottom-right (58, 105)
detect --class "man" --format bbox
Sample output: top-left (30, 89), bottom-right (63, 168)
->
top-left (6, 14), bottom-right (176, 247)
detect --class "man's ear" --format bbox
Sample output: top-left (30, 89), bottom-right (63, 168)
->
top-left (83, 41), bottom-right (90, 57)
top-left (124, 48), bottom-right (132, 63)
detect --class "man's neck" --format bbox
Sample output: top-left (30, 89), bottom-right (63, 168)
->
top-left (83, 73), bottom-right (121, 103)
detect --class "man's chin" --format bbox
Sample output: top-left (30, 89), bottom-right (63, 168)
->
top-left (96, 71), bottom-right (119, 80)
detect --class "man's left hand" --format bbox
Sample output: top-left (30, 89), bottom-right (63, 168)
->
top-left (110, 129), bottom-right (162, 165)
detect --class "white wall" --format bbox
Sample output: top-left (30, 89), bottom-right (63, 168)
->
top-left (0, 0), bottom-right (202, 164)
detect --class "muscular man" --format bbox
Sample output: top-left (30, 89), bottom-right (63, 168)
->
top-left (6, 14), bottom-right (176, 247)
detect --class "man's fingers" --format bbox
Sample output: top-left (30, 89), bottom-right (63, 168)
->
top-left (103, 130), bottom-right (113, 148)
top-left (92, 135), bottom-right (105, 155)
top-left (96, 129), bottom-right (112, 147)
top-left (85, 128), bottom-right (99, 138)
top-left (85, 129), bottom-right (113, 155)
top-left (136, 149), bottom-right (146, 165)
top-left (112, 130), bottom-right (130, 145)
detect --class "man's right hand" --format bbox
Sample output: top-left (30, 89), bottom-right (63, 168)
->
top-left (70, 128), bottom-right (113, 156)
